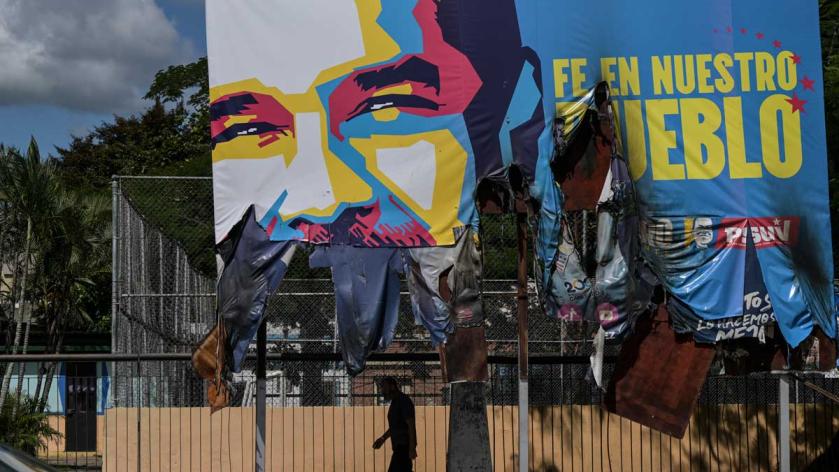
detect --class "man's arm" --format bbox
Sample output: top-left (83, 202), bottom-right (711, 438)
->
top-left (407, 417), bottom-right (418, 459)
top-left (373, 429), bottom-right (390, 449)
top-left (404, 397), bottom-right (418, 459)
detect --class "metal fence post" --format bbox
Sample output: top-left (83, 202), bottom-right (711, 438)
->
top-left (255, 321), bottom-right (267, 472)
top-left (136, 354), bottom-right (141, 472)
top-left (111, 178), bottom-right (119, 412)
top-left (778, 374), bottom-right (790, 472)
top-left (516, 212), bottom-right (529, 472)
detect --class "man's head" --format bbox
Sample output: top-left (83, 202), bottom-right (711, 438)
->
top-left (694, 217), bottom-right (714, 248)
top-left (210, 0), bottom-right (479, 244)
top-left (379, 376), bottom-right (401, 400)
top-left (209, 0), bottom-right (544, 244)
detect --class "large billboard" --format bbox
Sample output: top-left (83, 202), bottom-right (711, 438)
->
top-left (206, 0), bottom-right (834, 369)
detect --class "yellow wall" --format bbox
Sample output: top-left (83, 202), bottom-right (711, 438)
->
top-left (37, 405), bottom-right (838, 471)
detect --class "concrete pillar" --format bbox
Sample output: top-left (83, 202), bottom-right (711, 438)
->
top-left (447, 381), bottom-right (492, 471)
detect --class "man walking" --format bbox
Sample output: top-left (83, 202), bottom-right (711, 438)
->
top-left (373, 377), bottom-right (417, 471)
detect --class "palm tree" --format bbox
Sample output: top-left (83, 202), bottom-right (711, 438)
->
top-left (0, 139), bottom-right (60, 412)
top-left (32, 192), bottom-right (110, 410)
top-left (0, 393), bottom-right (61, 455)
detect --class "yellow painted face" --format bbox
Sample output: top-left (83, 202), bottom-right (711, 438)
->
top-left (210, 0), bottom-right (477, 245)
top-left (210, 0), bottom-right (401, 221)
top-left (211, 79), bottom-right (373, 221)
top-left (210, 0), bottom-right (476, 245)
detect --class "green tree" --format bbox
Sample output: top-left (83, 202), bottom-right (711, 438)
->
top-left (51, 57), bottom-right (214, 276)
top-left (31, 192), bottom-right (111, 411)
top-left (55, 100), bottom-right (206, 193)
top-left (822, 0), bottom-right (839, 266)
top-left (0, 393), bottom-right (61, 456)
top-left (0, 138), bottom-right (110, 413)
top-left (145, 56), bottom-right (209, 145)
top-left (0, 140), bottom-right (60, 411)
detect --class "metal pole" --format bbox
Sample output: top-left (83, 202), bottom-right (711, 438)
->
top-left (516, 212), bottom-right (529, 472)
top-left (136, 355), bottom-right (141, 472)
top-left (255, 321), bottom-right (267, 472)
top-left (778, 374), bottom-right (790, 472)
top-left (111, 178), bottom-right (119, 398)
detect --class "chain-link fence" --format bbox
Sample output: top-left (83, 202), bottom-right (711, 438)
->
top-left (112, 177), bottom-right (216, 407)
top-left (102, 176), bottom-right (839, 471)
top-left (112, 176), bottom-right (598, 392)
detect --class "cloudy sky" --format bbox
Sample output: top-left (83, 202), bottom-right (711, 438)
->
top-left (0, 0), bottom-right (206, 154)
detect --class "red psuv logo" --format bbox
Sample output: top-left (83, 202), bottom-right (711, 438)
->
top-left (716, 217), bottom-right (799, 249)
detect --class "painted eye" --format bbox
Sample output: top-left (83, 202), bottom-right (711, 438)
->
top-left (354, 93), bottom-right (438, 117)
top-left (328, 56), bottom-right (443, 140)
top-left (210, 92), bottom-right (295, 148)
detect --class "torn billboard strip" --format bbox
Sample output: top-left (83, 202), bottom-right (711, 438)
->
top-left (404, 228), bottom-right (484, 346)
top-left (310, 246), bottom-right (403, 376)
top-left (202, 0), bottom-right (835, 386)
top-left (537, 85), bottom-right (653, 340)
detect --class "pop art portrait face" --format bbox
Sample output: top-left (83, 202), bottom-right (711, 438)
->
top-left (208, 0), bottom-right (544, 247)
top-left (693, 217), bottom-right (713, 248)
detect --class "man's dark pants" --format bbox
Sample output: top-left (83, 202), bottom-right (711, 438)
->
top-left (388, 444), bottom-right (413, 472)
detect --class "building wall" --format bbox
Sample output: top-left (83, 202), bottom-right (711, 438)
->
top-left (7, 361), bottom-right (110, 414)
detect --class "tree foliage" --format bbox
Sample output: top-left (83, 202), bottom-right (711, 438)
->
top-left (0, 140), bottom-right (110, 413)
top-left (821, 1), bottom-right (839, 267)
top-left (145, 56), bottom-right (209, 112)
top-left (0, 141), bottom-right (108, 334)
top-left (0, 393), bottom-right (61, 455)
top-left (54, 100), bottom-right (209, 193)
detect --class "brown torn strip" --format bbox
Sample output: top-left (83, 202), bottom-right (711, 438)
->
top-left (603, 304), bottom-right (715, 438)
top-left (192, 323), bottom-right (231, 412)
top-left (435, 260), bottom-right (489, 383)
top-left (443, 326), bottom-right (489, 382)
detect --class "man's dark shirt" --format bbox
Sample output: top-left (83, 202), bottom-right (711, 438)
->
top-left (387, 391), bottom-right (415, 446)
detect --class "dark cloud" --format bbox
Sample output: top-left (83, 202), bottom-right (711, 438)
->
top-left (0, 0), bottom-right (193, 113)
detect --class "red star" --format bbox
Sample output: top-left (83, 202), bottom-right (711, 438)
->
top-left (801, 76), bottom-right (815, 91)
top-left (726, 26), bottom-right (732, 33)
top-left (740, 27), bottom-right (748, 34)
top-left (791, 53), bottom-right (802, 65)
top-left (773, 40), bottom-right (782, 49)
top-left (756, 32), bottom-right (765, 39)
top-left (786, 93), bottom-right (807, 113)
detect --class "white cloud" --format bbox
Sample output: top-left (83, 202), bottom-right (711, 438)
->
top-left (0, 0), bottom-right (193, 113)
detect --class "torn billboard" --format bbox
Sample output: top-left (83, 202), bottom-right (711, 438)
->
top-left (201, 0), bottom-right (835, 390)
top-left (524, 0), bottom-right (834, 347)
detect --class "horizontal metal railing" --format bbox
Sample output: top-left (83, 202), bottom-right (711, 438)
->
top-left (0, 353), bottom-right (612, 364)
